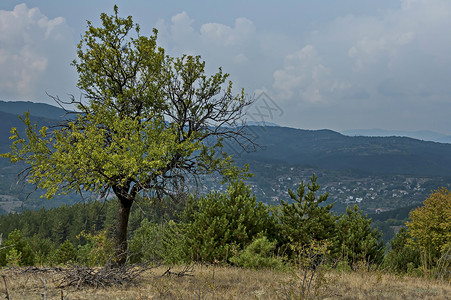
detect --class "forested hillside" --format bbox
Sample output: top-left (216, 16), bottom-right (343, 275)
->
top-left (232, 126), bottom-right (451, 176)
top-left (1, 101), bottom-right (451, 214)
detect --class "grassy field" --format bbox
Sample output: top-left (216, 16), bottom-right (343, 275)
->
top-left (0, 265), bottom-right (449, 299)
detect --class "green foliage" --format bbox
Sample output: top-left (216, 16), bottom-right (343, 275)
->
top-left (53, 240), bottom-right (77, 265)
top-left (370, 220), bottom-right (395, 243)
top-left (406, 188), bottom-right (451, 270)
top-left (0, 201), bottom-right (112, 247)
top-left (3, 107), bottom-right (182, 200)
top-left (159, 221), bottom-right (190, 264)
top-left (5, 248), bottom-right (22, 267)
top-left (284, 239), bottom-right (331, 300)
top-left (334, 260), bottom-right (353, 273)
top-left (383, 227), bottom-right (421, 273)
top-left (28, 235), bottom-right (55, 266)
top-left (230, 235), bottom-right (285, 270)
top-left (336, 205), bottom-right (385, 267)
top-left (186, 179), bottom-right (273, 263)
top-left (129, 219), bottom-right (163, 263)
top-left (277, 174), bottom-right (337, 257)
top-left (76, 230), bottom-right (115, 266)
top-left (129, 219), bottom-right (189, 264)
top-left (1, 6), bottom-right (251, 266)
top-left (0, 229), bottom-right (34, 266)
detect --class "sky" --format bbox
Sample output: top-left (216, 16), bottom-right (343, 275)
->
top-left (1, 0), bottom-right (451, 135)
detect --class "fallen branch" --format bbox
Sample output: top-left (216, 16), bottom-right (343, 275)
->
top-left (56, 263), bottom-right (153, 289)
top-left (161, 264), bottom-right (194, 277)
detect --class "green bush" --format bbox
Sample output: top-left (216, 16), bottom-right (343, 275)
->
top-left (76, 230), bottom-right (115, 266)
top-left (129, 219), bottom-right (189, 264)
top-left (230, 235), bottom-right (285, 270)
top-left (0, 229), bottom-right (35, 266)
top-left (335, 260), bottom-right (352, 273)
top-left (129, 219), bottom-right (163, 263)
top-left (383, 227), bottom-right (421, 273)
top-left (5, 248), bottom-right (22, 267)
top-left (277, 175), bottom-right (337, 259)
top-left (53, 240), bottom-right (77, 265)
top-left (28, 235), bottom-right (55, 266)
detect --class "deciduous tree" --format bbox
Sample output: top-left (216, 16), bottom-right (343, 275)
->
top-left (407, 188), bottom-right (451, 270)
top-left (2, 6), bottom-right (253, 266)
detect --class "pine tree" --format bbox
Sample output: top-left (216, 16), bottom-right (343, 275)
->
top-left (278, 174), bottom-right (336, 255)
top-left (383, 227), bottom-right (421, 273)
top-left (336, 205), bottom-right (385, 267)
top-left (186, 179), bottom-right (273, 263)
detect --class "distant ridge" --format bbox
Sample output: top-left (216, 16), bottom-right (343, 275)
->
top-left (342, 128), bottom-right (451, 144)
top-left (1, 100), bottom-right (451, 177)
top-left (246, 121), bottom-right (279, 127)
top-left (0, 100), bottom-right (71, 120)
top-left (230, 126), bottom-right (451, 177)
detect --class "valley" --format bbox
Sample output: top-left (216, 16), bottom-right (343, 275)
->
top-left (0, 100), bottom-right (450, 216)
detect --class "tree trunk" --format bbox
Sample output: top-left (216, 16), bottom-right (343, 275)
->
top-left (113, 190), bottom-right (134, 267)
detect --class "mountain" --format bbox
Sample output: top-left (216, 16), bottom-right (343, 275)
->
top-left (0, 110), bottom-right (62, 153)
top-left (1, 100), bottom-right (451, 214)
top-left (246, 121), bottom-right (280, 127)
top-left (437, 135), bottom-right (451, 143)
top-left (0, 102), bottom-right (80, 213)
top-left (228, 126), bottom-right (451, 177)
top-left (341, 128), bottom-right (451, 144)
top-left (0, 100), bottom-right (71, 120)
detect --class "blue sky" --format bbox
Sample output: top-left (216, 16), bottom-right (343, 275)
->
top-left (1, 0), bottom-right (451, 135)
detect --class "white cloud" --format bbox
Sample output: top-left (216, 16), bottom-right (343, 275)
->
top-left (0, 4), bottom-right (75, 101)
top-left (170, 11), bottom-right (196, 48)
top-left (252, 0), bottom-right (451, 133)
top-left (156, 12), bottom-right (266, 95)
top-left (233, 53), bottom-right (248, 63)
top-left (162, 12), bottom-right (257, 56)
top-left (200, 18), bottom-right (255, 46)
top-left (154, 4), bottom-right (451, 132)
top-left (270, 0), bottom-right (451, 112)
top-left (273, 45), bottom-right (349, 104)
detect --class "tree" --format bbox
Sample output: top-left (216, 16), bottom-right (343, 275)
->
top-left (406, 188), bottom-right (451, 270)
top-left (336, 205), bottom-right (385, 268)
top-left (0, 229), bottom-right (35, 266)
top-left (383, 227), bottom-right (421, 273)
top-left (2, 6), bottom-right (253, 266)
top-left (277, 175), bottom-right (337, 256)
top-left (53, 240), bottom-right (77, 265)
top-left (186, 179), bottom-right (273, 263)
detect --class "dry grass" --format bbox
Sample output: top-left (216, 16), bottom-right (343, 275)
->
top-left (0, 265), bottom-right (449, 299)
top-left (325, 271), bottom-right (450, 300)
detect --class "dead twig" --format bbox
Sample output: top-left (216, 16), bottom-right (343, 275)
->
top-left (161, 264), bottom-right (194, 277)
top-left (56, 263), bottom-right (153, 290)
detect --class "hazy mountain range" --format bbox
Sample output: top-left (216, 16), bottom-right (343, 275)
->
top-left (1, 99), bottom-right (451, 214)
top-left (228, 126), bottom-right (451, 177)
top-left (2, 99), bottom-right (451, 177)
top-left (341, 129), bottom-right (451, 144)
